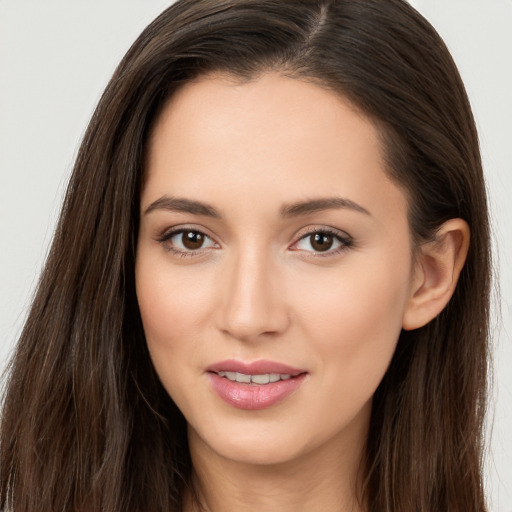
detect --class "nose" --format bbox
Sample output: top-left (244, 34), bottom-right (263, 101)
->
top-left (217, 247), bottom-right (290, 342)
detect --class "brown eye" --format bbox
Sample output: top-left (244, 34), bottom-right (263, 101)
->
top-left (181, 230), bottom-right (205, 250)
top-left (293, 229), bottom-right (351, 255)
top-left (310, 233), bottom-right (334, 252)
top-left (162, 229), bottom-right (217, 254)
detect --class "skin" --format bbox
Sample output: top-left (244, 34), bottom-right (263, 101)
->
top-left (135, 72), bottom-right (469, 511)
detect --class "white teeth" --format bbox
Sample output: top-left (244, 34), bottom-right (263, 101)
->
top-left (217, 371), bottom-right (294, 384)
top-left (251, 374), bottom-right (270, 385)
top-left (236, 372), bottom-right (251, 383)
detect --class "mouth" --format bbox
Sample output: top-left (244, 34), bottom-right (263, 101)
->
top-left (206, 359), bottom-right (306, 382)
top-left (214, 371), bottom-right (299, 384)
top-left (206, 360), bottom-right (307, 410)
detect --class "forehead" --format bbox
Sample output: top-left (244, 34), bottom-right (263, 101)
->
top-left (143, 72), bottom-right (407, 226)
top-left (148, 72), bottom-right (379, 165)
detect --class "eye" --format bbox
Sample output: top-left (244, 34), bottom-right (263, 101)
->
top-left (159, 228), bottom-right (218, 255)
top-left (292, 229), bottom-right (352, 255)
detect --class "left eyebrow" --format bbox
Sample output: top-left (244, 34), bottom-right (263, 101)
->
top-left (143, 196), bottom-right (222, 218)
top-left (280, 197), bottom-right (371, 217)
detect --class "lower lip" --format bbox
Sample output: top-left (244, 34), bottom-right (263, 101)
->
top-left (207, 372), bottom-right (307, 410)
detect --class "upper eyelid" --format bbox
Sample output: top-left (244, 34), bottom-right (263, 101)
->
top-left (289, 227), bottom-right (353, 254)
top-left (157, 225), bottom-right (216, 242)
top-left (158, 228), bottom-right (219, 256)
top-left (293, 225), bottom-right (352, 241)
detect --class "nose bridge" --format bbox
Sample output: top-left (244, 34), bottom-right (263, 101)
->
top-left (219, 242), bottom-right (288, 340)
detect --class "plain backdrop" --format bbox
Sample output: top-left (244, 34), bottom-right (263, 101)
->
top-left (0, 1), bottom-right (511, 510)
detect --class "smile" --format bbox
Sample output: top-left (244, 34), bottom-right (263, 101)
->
top-left (216, 371), bottom-right (292, 384)
top-left (206, 360), bottom-right (307, 410)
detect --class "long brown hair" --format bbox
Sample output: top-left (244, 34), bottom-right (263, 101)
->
top-left (1, 1), bottom-right (491, 510)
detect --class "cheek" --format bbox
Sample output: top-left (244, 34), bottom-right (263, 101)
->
top-left (136, 258), bottom-right (214, 342)
top-left (134, 255), bottom-right (218, 397)
top-left (289, 256), bottom-right (411, 392)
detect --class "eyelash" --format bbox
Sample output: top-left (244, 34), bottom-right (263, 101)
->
top-left (156, 227), bottom-right (353, 258)
top-left (291, 228), bottom-right (353, 257)
top-left (156, 227), bottom-right (218, 258)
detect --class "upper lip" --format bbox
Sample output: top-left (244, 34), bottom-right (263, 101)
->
top-left (206, 359), bottom-right (306, 376)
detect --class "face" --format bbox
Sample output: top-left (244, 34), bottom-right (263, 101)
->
top-left (136, 73), bottom-right (418, 466)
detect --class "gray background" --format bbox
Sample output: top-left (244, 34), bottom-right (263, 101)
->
top-left (0, 1), bottom-right (510, 509)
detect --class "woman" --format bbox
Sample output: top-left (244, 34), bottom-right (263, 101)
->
top-left (0, 1), bottom-right (491, 511)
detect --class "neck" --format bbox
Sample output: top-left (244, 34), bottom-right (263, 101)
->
top-left (184, 421), bottom-right (368, 512)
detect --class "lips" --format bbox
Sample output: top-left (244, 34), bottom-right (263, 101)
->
top-left (206, 359), bottom-right (307, 410)
top-left (217, 371), bottom-right (292, 384)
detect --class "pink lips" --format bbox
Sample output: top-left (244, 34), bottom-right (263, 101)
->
top-left (206, 359), bottom-right (307, 410)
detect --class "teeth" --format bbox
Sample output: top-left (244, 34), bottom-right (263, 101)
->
top-left (251, 374), bottom-right (270, 384)
top-left (217, 371), bottom-right (295, 384)
top-left (236, 372), bottom-right (251, 383)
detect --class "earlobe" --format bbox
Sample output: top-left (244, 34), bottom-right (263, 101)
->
top-left (402, 218), bottom-right (470, 331)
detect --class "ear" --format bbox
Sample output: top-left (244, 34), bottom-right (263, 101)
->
top-left (402, 218), bottom-right (470, 331)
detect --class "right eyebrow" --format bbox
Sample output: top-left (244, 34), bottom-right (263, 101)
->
top-left (143, 196), bottom-right (222, 219)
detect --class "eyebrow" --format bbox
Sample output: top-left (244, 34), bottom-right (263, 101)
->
top-left (144, 195), bottom-right (371, 218)
top-left (144, 196), bottom-right (221, 218)
top-left (280, 197), bottom-right (371, 217)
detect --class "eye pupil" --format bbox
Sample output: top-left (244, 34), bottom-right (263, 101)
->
top-left (311, 233), bottom-right (333, 252)
top-left (182, 231), bottom-right (204, 250)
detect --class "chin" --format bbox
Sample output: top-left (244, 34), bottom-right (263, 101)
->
top-left (189, 423), bottom-right (313, 467)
